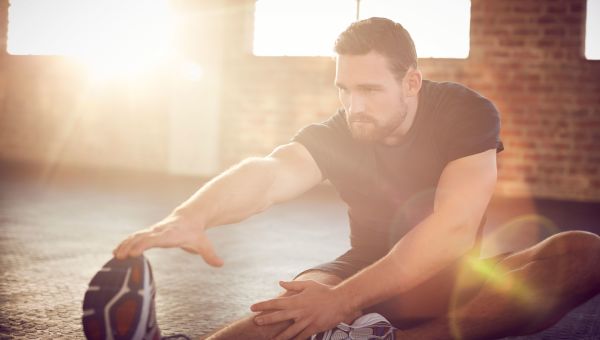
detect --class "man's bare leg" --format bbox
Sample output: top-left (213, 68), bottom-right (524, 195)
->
top-left (202, 270), bottom-right (343, 340)
top-left (394, 231), bottom-right (600, 339)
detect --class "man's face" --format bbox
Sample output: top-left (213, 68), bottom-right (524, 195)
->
top-left (335, 51), bottom-right (409, 144)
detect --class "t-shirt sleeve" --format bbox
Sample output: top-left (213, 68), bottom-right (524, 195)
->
top-left (441, 92), bottom-right (503, 163)
top-left (291, 110), bottom-right (350, 180)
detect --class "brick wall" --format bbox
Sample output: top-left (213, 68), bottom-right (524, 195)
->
top-left (219, 0), bottom-right (600, 201)
top-left (0, 0), bottom-right (598, 201)
top-left (468, 0), bottom-right (600, 200)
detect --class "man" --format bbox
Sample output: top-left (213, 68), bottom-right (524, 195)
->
top-left (111, 18), bottom-right (600, 339)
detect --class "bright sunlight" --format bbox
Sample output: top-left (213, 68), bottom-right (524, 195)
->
top-left (253, 0), bottom-right (471, 58)
top-left (7, 0), bottom-right (175, 79)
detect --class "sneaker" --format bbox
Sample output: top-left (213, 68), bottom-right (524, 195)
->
top-left (310, 313), bottom-right (397, 340)
top-left (82, 255), bottom-right (160, 340)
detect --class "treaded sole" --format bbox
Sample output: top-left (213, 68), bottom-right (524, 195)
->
top-left (82, 256), bottom-right (148, 340)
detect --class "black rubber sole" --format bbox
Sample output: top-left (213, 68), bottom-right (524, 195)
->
top-left (82, 256), bottom-right (153, 340)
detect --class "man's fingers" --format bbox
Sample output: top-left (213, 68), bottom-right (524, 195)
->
top-left (114, 233), bottom-right (144, 259)
top-left (199, 250), bottom-right (224, 267)
top-left (115, 228), bottom-right (169, 259)
top-left (274, 318), bottom-right (310, 340)
top-left (195, 233), bottom-right (224, 267)
top-left (294, 327), bottom-right (318, 340)
top-left (254, 310), bottom-right (297, 326)
top-left (250, 296), bottom-right (291, 312)
top-left (129, 232), bottom-right (165, 256)
top-left (113, 223), bottom-right (225, 268)
top-left (279, 280), bottom-right (310, 291)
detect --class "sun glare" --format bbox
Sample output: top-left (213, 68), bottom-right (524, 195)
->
top-left (253, 0), bottom-right (471, 58)
top-left (586, 0), bottom-right (600, 60)
top-left (7, 0), bottom-right (175, 78)
top-left (359, 0), bottom-right (471, 58)
top-left (253, 0), bottom-right (355, 56)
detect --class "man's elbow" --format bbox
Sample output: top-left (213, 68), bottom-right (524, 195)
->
top-left (447, 216), bottom-right (482, 253)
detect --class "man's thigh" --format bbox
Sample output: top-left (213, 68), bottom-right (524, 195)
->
top-left (366, 252), bottom-right (511, 328)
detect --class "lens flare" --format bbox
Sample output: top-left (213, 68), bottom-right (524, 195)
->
top-left (448, 214), bottom-right (559, 339)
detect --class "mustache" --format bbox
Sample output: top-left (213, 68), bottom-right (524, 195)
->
top-left (348, 114), bottom-right (376, 123)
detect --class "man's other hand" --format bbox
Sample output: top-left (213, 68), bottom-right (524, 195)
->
top-left (112, 214), bottom-right (224, 267)
top-left (251, 280), bottom-right (360, 340)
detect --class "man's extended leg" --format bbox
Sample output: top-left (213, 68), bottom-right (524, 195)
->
top-left (202, 270), bottom-right (343, 340)
top-left (392, 231), bottom-right (600, 339)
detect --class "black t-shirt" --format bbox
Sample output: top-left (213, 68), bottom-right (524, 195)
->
top-left (292, 80), bottom-right (503, 251)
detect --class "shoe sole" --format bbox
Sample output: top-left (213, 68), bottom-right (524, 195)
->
top-left (82, 256), bottom-right (158, 340)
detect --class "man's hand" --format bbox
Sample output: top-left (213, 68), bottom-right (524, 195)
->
top-left (112, 214), bottom-right (224, 267)
top-left (250, 280), bottom-right (361, 340)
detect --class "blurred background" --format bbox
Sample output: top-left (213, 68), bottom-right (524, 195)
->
top-left (0, 0), bottom-right (599, 338)
top-left (0, 0), bottom-right (598, 201)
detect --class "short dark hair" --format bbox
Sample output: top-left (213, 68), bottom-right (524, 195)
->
top-left (334, 17), bottom-right (418, 80)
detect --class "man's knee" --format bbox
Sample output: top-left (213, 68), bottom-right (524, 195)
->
top-left (523, 230), bottom-right (600, 262)
top-left (560, 231), bottom-right (600, 267)
top-left (495, 232), bottom-right (600, 299)
top-left (555, 231), bottom-right (600, 284)
top-left (548, 230), bottom-right (600, 252)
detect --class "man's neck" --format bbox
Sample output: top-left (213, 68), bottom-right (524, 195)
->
top-left (383, 95), bottom-right (420, 146)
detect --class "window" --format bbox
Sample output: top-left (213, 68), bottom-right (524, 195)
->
top-left (585, 0), bottom-right (600, 60)
top-left (360, 0), bottom-right (470, 58)
top-left (7, 0), bottom-right (174, 76)
top-left (253, 0), bottom-right (355, 56)
top-left (253, 0), bottom-right (471, 58)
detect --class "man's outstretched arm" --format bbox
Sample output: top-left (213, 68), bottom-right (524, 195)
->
top-left (251, 148), bottom-right (498, 339)
top-left (113, 142), bottom-right (323, 264)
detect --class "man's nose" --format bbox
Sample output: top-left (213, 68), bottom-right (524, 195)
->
top-left (348, 94), bottom-right (365, 114)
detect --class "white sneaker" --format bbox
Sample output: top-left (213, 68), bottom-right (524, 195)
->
top-left (311, 313), bottom-right (397, 340)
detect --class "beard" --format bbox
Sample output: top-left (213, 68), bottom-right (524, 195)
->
top-left (347, 107), bottom-right (408, 144)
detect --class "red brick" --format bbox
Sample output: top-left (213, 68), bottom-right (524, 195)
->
top-left (569, 2), bottom-right (584, 13)
top-left (562, 15), bottom-right (582, 25)
top-left (499, 39), bottom-right (526, 47)
top-left (538, 15), bottom-right (558, 24)
top-left (536, 39), bottom-right (556, 48)
top-left (514, 4), bottom-right (542, 14)
top-left (514, 28), bottom-right (540, 36)
top-left (544, 28), bottom-right (566, 36)
top-left (547, 5), bottom-right (567, 15)
top-left (502, 128), bottom-right (524, 137)
top-left (483, 28), bottom-right (511, 36)
top-left (512, 51), bottom-right (543, 60)
top-left (511, 140), bottom-right (538, 148)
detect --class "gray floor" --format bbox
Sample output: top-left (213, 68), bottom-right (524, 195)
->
top-left (0, 165), bottom-right (599, 339)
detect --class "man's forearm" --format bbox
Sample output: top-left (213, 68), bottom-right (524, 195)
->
top-left (334, 212), bottom-right (478, 312)
top-left (173, 157), bottom-right (279, 229)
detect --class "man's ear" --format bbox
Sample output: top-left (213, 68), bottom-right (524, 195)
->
top-left (404, 68), bottom-right (422, 97)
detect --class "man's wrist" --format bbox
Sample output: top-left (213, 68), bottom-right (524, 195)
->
top-left (171, 207), bottom-right (207, 230)
top-left (332, 283), bottom-right (362, 315)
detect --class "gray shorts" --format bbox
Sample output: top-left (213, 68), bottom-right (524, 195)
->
top-left (297, 218), bottom-right (493, 280)
top-left (296, 245), bottom-right (511, 281)
top-left (295, 245), bottom-right (390, 280)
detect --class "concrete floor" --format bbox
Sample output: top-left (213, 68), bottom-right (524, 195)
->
top-left (0, 164), bottom-right (599, 339)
